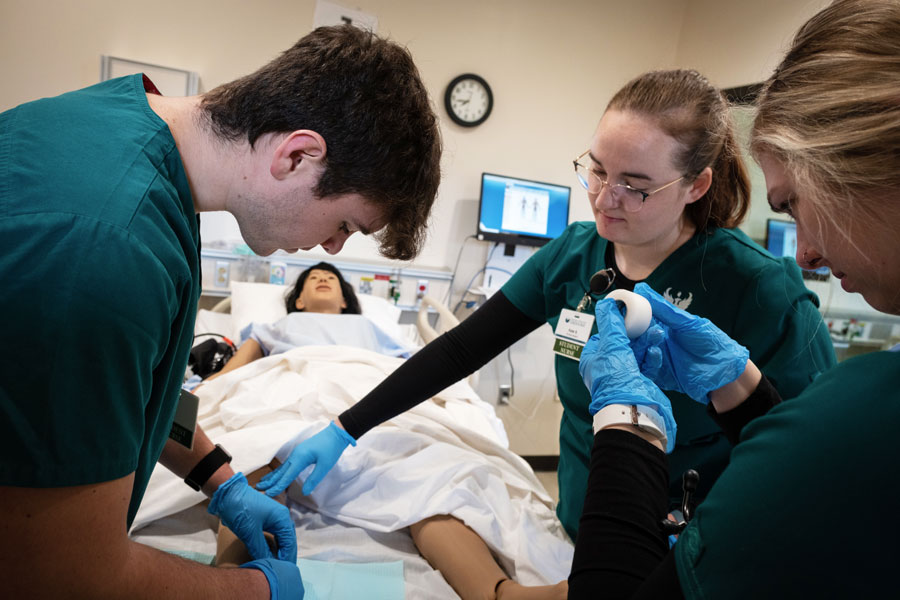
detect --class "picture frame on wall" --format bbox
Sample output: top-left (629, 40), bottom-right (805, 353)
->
top-left (100, 55), bottom-right (199, 97)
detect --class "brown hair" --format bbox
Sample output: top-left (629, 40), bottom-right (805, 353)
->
top-left (607, 69), bottom-right (750, 231)
top-left (751, 0), bottom-right (900, 236)
top-left (200, 25), bottom-right (442, 261)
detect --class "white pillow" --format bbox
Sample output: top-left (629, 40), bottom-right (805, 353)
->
top-left (357, 294), bottom-right (404, 341)
top-left (230, 281), bottom-right (289, 340)
top-left (194, 308), bottom-right (235, 340)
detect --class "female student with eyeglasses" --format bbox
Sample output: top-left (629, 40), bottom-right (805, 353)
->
top-left (571, 1), bottom-right (900, 596)
top-left (256, 68), bottom-right (835, 600)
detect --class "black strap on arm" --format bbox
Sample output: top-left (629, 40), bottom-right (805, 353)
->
top-left (339, 290), bottom-right (543, 439)
top-left (706, 374), bottom-right (782, 446)
top-left (183, 444), bottom-right (232, 491)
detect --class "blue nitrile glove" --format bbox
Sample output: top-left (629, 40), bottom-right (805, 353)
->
top-left (256, 421), bottom-right (356, 497)
top-left (630, 282), bottom-right (750, 404)
top-left (241, 558), bottom-right (304, 600)
top-left (628, 320), bottom-right (667, 377)
top-left (209, 472), bottom-right (298, 563)
top-left (580, 298), bottom-right (676, 453)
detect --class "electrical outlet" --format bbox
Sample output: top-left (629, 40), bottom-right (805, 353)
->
top-left (215, 261), bottom-right (230, 287)
top-left (416, 279), bottom-right (429, 300)
top-left (498, 384), bottom-right (511, 405)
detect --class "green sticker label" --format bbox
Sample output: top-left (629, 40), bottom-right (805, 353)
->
top-left (553, 338), bottom-right (583, 361)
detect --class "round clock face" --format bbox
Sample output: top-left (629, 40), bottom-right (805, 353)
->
top-left (445, 74), bottom-right (493, 127)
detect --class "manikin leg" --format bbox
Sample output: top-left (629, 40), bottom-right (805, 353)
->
top-left (410, 514), bottom-right (567, 600)
top-left (213, 465), bottom-right (567, 600)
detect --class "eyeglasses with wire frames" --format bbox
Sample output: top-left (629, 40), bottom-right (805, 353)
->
top-left (573, 150), bottom-right (685, 213)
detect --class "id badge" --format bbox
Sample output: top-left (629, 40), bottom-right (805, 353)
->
top-left (169, 389), bottom-right (199, 450)
top-left (553, 308), bottom-right (595, 361)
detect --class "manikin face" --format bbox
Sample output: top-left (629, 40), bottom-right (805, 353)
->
top-left (295, 269), bottom-right (347, 314)
top-left (758, 153), bottom-right (900, 315)
top-left (587, 110), bottom-right (702, 250)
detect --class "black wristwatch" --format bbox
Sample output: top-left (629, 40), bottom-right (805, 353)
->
top-left (184, 444), bottom-right (232, 491)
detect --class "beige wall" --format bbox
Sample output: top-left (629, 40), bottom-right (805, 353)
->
top-left (0, 0), bottom-right (689, 272)
top-left (674, 0), bottom-right (829, 243)
top-left (675, 0), bottom-right (830, 88)
top-left (1, 0), bottom-right (843, 453)
top-left (378, 0), bottom-right (688, 271)
top-left (0, 0), bottom-right (832, 269)
top-left (0, 0), bottom-right (322, 110)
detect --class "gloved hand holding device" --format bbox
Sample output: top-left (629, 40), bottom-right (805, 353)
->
top-left (209, 472), bottom-right (298, 563)
top-left (256, 421), bottom-right (356, 497)
top-left (580, 297), bottom-right (676, 453)
top-left (241, 557), bottom-right (304, 600)
top-left (628, 283), bottom-right (750, 404)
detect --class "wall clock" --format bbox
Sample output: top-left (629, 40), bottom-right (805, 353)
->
top-left (444, 73), bottom-right (493, 127)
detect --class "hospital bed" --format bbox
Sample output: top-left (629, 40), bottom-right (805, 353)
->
top-left (129, 282), bottom-right (573, 599)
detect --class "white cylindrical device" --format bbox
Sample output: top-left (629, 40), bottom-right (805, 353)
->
top-left (605, 289), bottom-right (652, 339)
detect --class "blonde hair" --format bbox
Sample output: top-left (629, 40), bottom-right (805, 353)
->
top-left (751, 0), bottom-right (900, 232)
top-left (607, 69), bottom-right (751, 231)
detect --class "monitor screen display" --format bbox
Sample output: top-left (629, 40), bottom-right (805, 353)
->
top-left (765, 219), bottom-right (829, 277)
top-left (476, 173), bottom-right (570, 247)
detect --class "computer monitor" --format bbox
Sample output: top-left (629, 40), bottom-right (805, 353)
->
top-left (476, 172), bottom-right (570, 248)
top-left (765, 219), bottom-right (829, 279)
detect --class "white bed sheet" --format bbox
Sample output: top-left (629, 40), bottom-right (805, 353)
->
top-left (133, 337), bottom-right (573, 596)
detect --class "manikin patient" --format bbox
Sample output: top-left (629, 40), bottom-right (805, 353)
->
top-left (206, 262), bottom-right (567, 600)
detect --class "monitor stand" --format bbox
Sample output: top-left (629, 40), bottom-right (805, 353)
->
top-left (479, 243), bottom-right (531, 296)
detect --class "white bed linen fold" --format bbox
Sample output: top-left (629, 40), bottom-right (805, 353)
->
top-left (133, 345), bottom-right (573, 585)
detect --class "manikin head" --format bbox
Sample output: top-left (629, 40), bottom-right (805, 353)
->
top-left (284, 262), bottom-right (361, 315)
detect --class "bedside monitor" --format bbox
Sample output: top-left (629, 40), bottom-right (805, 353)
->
top-left (476, 172), bottom-right (570, 248)
top-left (765, 219), bottom-right (829, 278)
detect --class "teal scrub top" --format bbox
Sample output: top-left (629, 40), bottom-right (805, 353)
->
top-left (502, 221), bottom-right (835, 538)
top-left (0, 74), bottom-right (199, 527)
top-left (675, 349), bottom-right (900, 598)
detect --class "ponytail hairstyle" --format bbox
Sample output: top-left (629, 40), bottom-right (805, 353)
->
top-left (751, 0), bottom-right (900, 240)
top-left (607, 69), bottom-right (750, 231)
top-left (284, 261), bottom-right (361, 315)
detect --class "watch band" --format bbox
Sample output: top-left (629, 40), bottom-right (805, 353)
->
top-left (184, 444), bottom-right (232, 491)
top-left (592, 404), bottom-right (667, 445)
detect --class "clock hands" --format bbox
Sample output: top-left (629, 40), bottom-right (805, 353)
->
top-left (445, 74), bottom-right (492, 127)
top-left (454, 90), bottom-right (473, 105)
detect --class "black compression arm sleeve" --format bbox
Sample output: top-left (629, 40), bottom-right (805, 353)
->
top-left (338, 291), bottom-right (543, 440)
top-left (706, 374), bottom-right (782, 446)
top-left (568, 378), bottom-right (784, 598)
top-left (568, 429), bottom-right (681, 598)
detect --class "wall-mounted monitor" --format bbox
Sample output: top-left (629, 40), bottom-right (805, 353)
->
top-left (476, 172), bottom-right (570, 248)
top-left (765, 219), bottom-right (829, 279)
